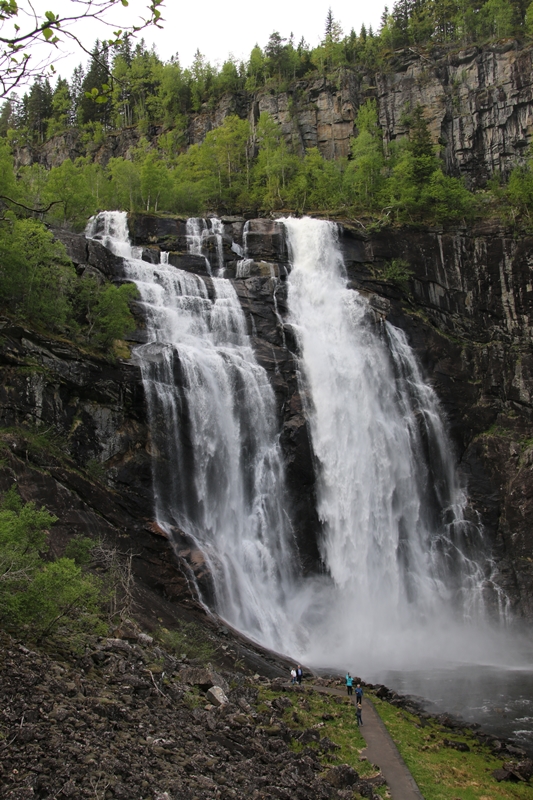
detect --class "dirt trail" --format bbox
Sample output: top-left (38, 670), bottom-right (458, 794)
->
top-left (310, 685), bottom-right (424, 800)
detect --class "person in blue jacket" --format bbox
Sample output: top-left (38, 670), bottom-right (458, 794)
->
top-left (345, 673), bottom-right (353, 695)
top-left (355, 683), bottom-right (363, 703)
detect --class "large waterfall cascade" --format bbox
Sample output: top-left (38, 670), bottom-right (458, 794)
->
top-left (282, 217), bottom-right (508, 667)
top-left (87, 211), bottom-right (508, 670)
top-left (87, 211), bottom-right (299, 648)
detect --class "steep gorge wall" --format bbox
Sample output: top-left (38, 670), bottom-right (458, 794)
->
top-left (14, 42), bottom-right (533, 188)
top-left (3, 214), bottom-right (533, 622)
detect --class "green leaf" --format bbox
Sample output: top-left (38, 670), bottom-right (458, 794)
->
top-left (42, 26), bottom-right (53, 40)
top-left (120, 0), bottom-right (128, 5)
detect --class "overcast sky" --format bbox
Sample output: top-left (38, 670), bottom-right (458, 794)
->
top-left (27, 0), bottom-right (385, 83)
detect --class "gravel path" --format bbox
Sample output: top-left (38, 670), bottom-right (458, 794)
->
top-left (310, 686), bottom-right (424, 800)
top-left (359, 696), bottom-right (424, 799)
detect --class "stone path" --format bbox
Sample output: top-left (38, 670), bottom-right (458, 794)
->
top-left (310, 685), bottom-right (424, 800)
top-left (359, 695), bottom-right (424, 799)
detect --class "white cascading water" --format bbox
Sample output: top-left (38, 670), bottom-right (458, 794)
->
top-left (87, 211), bottom-right (507, 672)
top-left (86, 211), bottom-right (299, 650)
top-left (282, 217), bottom-right (506, 669)
top-left (186, 217), bottom-right (226, 275)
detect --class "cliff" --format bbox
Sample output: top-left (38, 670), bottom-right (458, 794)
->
top-left (1, 213), bottom-right (527, 619)
top-left (126, 213), bottom-right (533, 618)
top-left (12, 42), bottom-right (533, 190)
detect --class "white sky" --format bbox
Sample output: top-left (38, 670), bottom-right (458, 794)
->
top-left (22, 0), bottom-right (385, 83)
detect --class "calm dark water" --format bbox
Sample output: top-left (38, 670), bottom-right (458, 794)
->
top-left (372, 664), bottom-right (533, 755)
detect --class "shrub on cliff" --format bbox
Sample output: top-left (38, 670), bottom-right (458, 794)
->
top-left (0, 217), bottom-right (76, 331)
top-left (76, 276), bottom-right (138, 348)
top-left (0, 488), bottom-right (104, 641)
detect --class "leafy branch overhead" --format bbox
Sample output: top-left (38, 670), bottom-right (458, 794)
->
top-left (0, 0), bottom-right (164, 97)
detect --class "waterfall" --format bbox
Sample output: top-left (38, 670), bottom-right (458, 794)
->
top-left (282, 217), bottom-right (504, 668)
top-left (186, 217), bottom-right (226, 275)
top-left (87, 211), bottom-right (506, 671)
top-left (87, 211), bottom-right (298, 651)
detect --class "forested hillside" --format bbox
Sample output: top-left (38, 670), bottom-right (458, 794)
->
top-left (1, 1), bottom-right (533, 238)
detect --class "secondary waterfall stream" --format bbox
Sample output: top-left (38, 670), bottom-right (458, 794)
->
top-left (87, 211), bottom-right (509, 673)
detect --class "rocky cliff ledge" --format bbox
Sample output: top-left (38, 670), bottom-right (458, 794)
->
top-left (3, 214), bottom-right (533, 621)
top-left (13, 42), bottom-right (533, 189)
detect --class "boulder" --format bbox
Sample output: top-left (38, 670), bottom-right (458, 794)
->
top-left (323, 764), bottom-right (359, 788)
top-left (206, 686), bottom-right (229, 706)
top-left (178, 667), bottom-right (229, 693)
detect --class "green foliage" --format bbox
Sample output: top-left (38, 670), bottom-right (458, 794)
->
top-left (64, 535), bottom-right (95, 565)
top-left (506, 152), bottom-right (533, 222)
top-left (374, 258), bottom-right (414, 288)
top-left (344, 100), bottom-right (386, 212)
top-left (76, 276), bottom-right (138, 347)
top-left (0, 218), bottom-right (75, 330)
top-left (44, 158), bottom-right (98, 227)
top-left (0, 489), bottom-right (103, 640)
top-left (16, 557), bottom-right (103, 640)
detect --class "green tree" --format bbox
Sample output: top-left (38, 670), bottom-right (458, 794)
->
top-left (0, 0), bottom-right (164, 98)
top-left (78, 41), bottom-right (111, 126)
top-left (287, 147), bottom-right (344, 213)
top-left (44, 158), bottom-right (97, 226)
top-left (77, 277), bottom-right (138, 347)
top-left (344, 100), bottom-right (386, 211)
top-left (179, 114), bottom-right (250, 209)
top-left (107, 156), bottom-right (142, 211)
top-left (507, 157), bottom-right (533, 219)
top-left (25, 77), bottom-right (53, 142)
top-left (0, 488), bottom-right (103, 640)
top-left (0, 218), bottom-right (75, 329)
top-left (139, 151), bottom-right (173, 211)
top-left (252, 112), bottom-right (297, 209)
top-left (246, 44), bottom-right (266, 90)
top-left (47, 77), bottom-right (72, 137)
top-left (0, 135), bottom-right (17, 198)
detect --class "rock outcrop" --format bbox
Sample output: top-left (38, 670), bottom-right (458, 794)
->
top-left (13, 42), bottom-right (533, 186)
top-left (4, 211), bottom-right (533, 619)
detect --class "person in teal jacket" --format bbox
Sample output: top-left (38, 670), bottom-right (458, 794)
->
top-left (345, 673), bottom-right (353, 695)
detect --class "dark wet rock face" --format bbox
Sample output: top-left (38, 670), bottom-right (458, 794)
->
top-left (4, 212), bottom-right (533, 620)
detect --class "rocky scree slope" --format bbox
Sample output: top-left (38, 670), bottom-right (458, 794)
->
top-left (0, 629), bottom-right (389, 800)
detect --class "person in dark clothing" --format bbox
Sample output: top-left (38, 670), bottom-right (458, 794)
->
top-left (355, 684), bottom-right (363, 703)
top-left (296, 665), bottom-right (303, 685)
top-left (345, 673), bottom-right (353, 695)
top-left (356, 702), bottom-right (363, 726)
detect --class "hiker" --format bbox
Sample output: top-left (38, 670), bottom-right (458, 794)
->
top-left (296, 665), bottom-right (303, 685)
top-left (355, 683), bottom-right (363, 703)
top-left (345, 673), bottom-right (353, 695)
top-left (290, 668), bottom-right (297, 684)
top-left (356, 702), bottom-right (363, 726)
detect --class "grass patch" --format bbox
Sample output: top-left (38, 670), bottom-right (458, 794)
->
top-left (372, 694), bottom-right (532, 800)
top-left (259, 687), bottom-right (381, 787)
top-left (156, 622), bottom-right (215, 664)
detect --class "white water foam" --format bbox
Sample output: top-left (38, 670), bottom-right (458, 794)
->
top-left (87, 211), bottom-right (300, 651)
top-left (87, 211), bottom-right (513, 673)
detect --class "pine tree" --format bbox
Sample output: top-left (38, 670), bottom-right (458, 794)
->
top-left (78, 42), bottom-right (111, 126)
